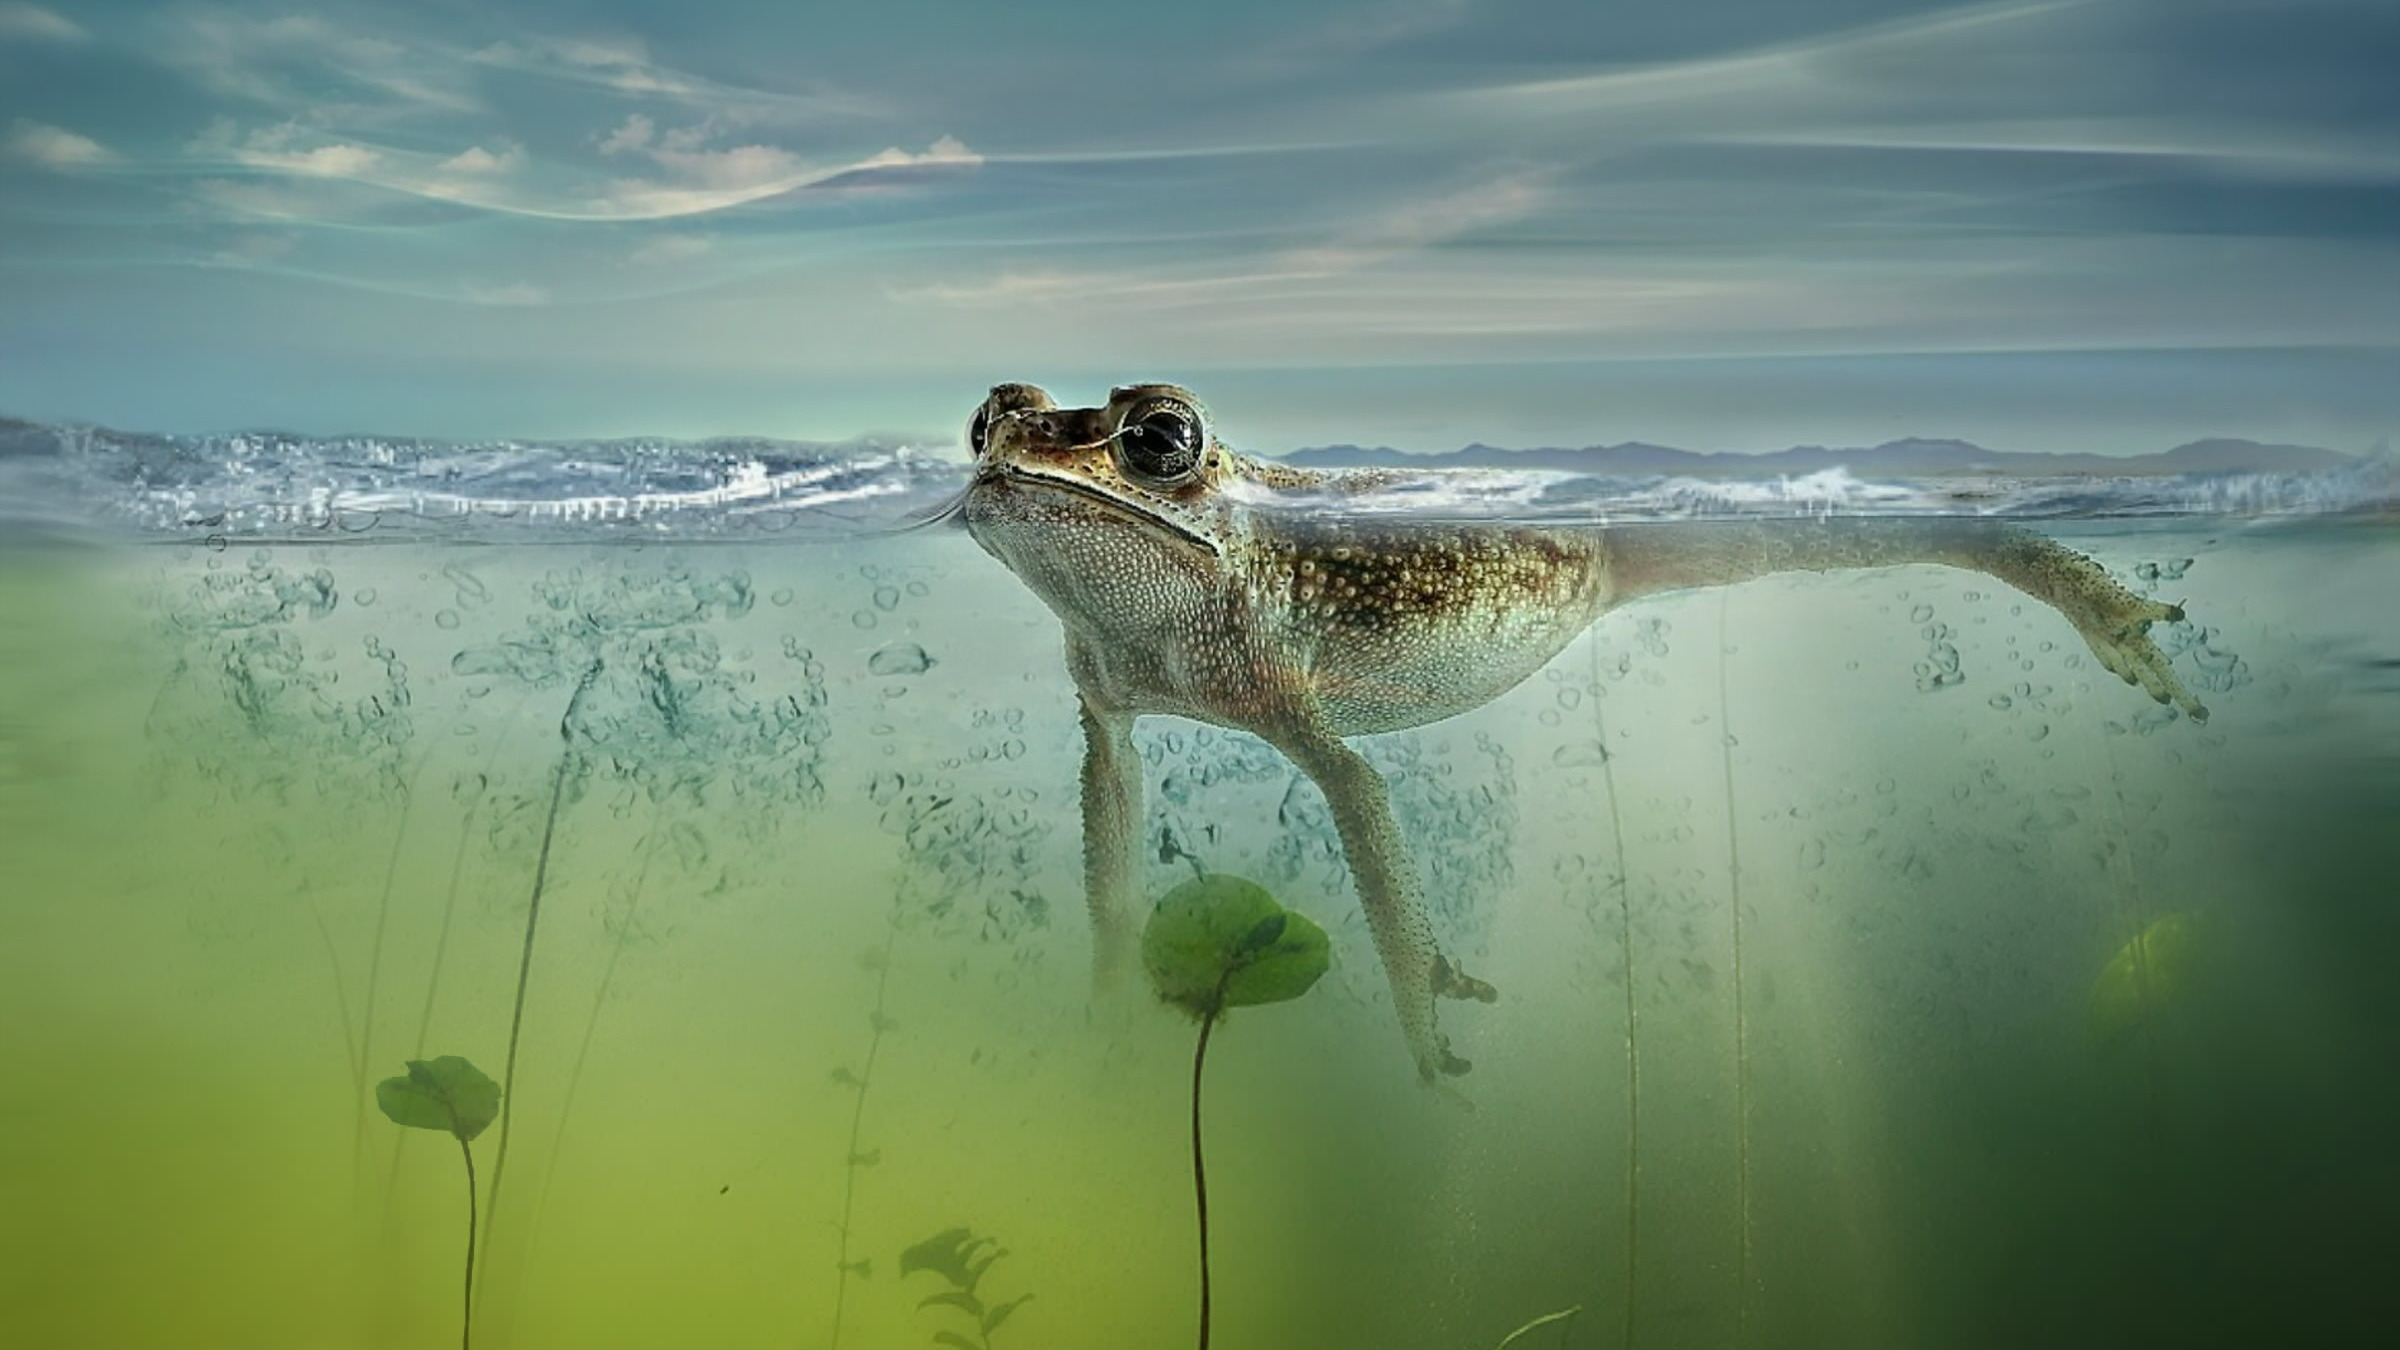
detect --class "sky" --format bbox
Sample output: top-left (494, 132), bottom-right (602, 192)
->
top-left (1, 0), bottom-right (2396, 454)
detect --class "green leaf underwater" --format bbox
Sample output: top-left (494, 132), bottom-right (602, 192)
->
top-left (1140, 874), bottom-right (1331, 1018)
top-left (373, 1054), bottom-right (500, 1143)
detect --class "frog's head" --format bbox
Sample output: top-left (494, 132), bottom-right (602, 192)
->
top-left (961, 381), bottom-right (1250, 640)
top-left (962, 381), bottom-right (1235, 557)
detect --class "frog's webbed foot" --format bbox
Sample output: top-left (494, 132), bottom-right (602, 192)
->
top-left (1433, 954), bottom-right (1499, 1004)
top-left (2068, 592), bottom-right (2209, 724)
top-left (1264, 720), bottom-right (1485, 1081)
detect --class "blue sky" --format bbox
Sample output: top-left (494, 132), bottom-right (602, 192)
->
top-left (2, 0), bottom-right (2395, 453)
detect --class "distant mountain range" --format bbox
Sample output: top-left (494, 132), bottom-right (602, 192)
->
top-left (1278, 436), bottom-right (2364, 477)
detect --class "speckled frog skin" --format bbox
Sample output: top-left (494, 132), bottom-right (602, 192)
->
top-left (963, 381), bottom-right (2204, 1080)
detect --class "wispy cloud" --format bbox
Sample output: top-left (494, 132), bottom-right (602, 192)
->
top-left (6, 119), bottom-right (112, 168)
top-left (1282, 168), bottom-right (1549, 273)
top-left (1450, 0), bottom-right (2090, 119)
top-left (627, 233), bottom-right (714, 266)
top-left (0, 2), bottom-right (81, 42)
top-left (1708, 119), bottom-right (2400, 182)
top-left (472, 34), bottom-right (884, 124)
top-left (181, 112), bottom-right (980, 222)
top-left (463, 281), bottom-right (548, 306)
top-left (898, 166), bottom-right (1550, 307)
top-left (438, 142), bottom-right (525, 176)
top-left (1251, 0), bottom-right (1479, 68)
top-left (210, 231), bottom-right (299, 265)
top-left (158, 8), bottom-right (482, 116)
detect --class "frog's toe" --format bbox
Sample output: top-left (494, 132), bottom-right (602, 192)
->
top-left (1433, 954), bottom-right (1500, 1004)
top-left (2096, 627), bottom-right (2209, 723)
top-left (1409, 1025), bottom-right (1476, 1080)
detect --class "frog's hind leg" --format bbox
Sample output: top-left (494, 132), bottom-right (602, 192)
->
top-left (1266, 720), bottom-right (1484, 1079)
top-left (1076, 693), bottom-right (1143, 997)
top-left (1605, 519), bottom-right (2207, 722)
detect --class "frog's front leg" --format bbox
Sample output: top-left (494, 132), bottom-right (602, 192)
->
top-left (1263, 718), bottom-right (1494, 1080)
top-left (1075, 691), bottom-right (1142, 996)
top-left (1606, 518), bottom-right (2207, 721)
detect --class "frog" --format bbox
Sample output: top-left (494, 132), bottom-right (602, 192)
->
top-left (960, 381), bottom-right (2204, 1080)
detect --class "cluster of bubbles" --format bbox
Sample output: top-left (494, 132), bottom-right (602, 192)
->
top-left (451, 562), bottom-right (833, 825)
top-left (146, 549), bottom-right (413, 803)
top-left (868, 764), bottom-right (1054, 947)
top-left (846, 563), bottom-right (1057, 952)
top-left (1908, 596), bottom-right (1967, 694)
top-left (2129, 556), bottom-right (2251, 699)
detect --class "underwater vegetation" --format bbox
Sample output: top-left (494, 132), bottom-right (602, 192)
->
top-left (2089, 911), bottom-right (2213, 1049)
top-left (1142, 874), bottom-right (1332, 1350)
top-left (826, 917), bottom-right (904, 1349)
top-left (438, 564), bottom-right (826, 1280)
top-left (900, 1227), bottom-right (1033, 1350)
top-left (375, 1055), bottom-right (500, 1350)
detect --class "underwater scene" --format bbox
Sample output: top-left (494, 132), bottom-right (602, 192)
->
top-left (2, 419), bottom-right (2395, 1350)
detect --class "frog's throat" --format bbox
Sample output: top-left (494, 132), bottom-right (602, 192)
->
top-left (982, 462), bottom-right (1224, 558)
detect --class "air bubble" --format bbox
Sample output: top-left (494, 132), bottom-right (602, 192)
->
top-left (868, 643), bottom-right (934, 676)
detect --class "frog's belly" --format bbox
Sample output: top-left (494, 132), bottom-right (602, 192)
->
top-left (1310, 599), bottom-right (1600, 736)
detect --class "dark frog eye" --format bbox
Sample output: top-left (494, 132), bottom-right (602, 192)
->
top-left (966, 401), bottom-right (993, 458)
top-left (1114, 400), bottom-right (1205, 482)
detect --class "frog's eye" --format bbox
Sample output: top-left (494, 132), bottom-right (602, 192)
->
top-left (967, 400), bottom-right (994, 458)
top-left (1114, 399), bottom-right (1205, 483)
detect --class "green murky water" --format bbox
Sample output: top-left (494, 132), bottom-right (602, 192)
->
top-left (3, 518), bottom-right (2396, 1349)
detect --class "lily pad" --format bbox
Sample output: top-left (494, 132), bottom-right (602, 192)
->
top-left (2089, 912), bottom-right (2209, 1049)
top-left (1141, 874), bottom-right (1330, 1018)
top-left (375, 1055), bottom-right (501, 1143)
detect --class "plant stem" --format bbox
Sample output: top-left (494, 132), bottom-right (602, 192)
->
top-left (1589, 635), bottom-right (1641, 1350)
top-left (1191, 1003), bottom-right (1219, 1350)
top-left (1188, 966), bottom-right (1237, 1350)
top-left (459, 1137), bottom-right (479, 1350)
top-left (1717, 598), bottom-right (1752, 1344)
top-left (1493, 1305), bottom-right (1582, 1349)
top-left (481, 662), bottom-right (600, 1288)
top-left (530, 809), bottom-right (663, 1265)
top-left (827, 905), bottom-right (902, 1350)
top-left (354, 766), bottom-right (423, 1189)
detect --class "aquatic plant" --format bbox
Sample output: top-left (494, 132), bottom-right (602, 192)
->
top-left (1716, 597), bottom-right (1755, 1339)
top-left (1141, 874), bottom-right (1330, 1350)
top-left (1489, 1305), bottom-right (1583, 1348)
top-left (2090, 911), bottom-right (2211, 1049)
top-left (443, 561), bottom-right (824, 1289)
top-left (1585, 634), bottom-right (1643, 1350)
top-left (827, 914), bottom-right (904, 1350)
top-left (482, 657), bottom-right (602, 1277)
top-left (375, 1055), bottom-right (500, 1350)
top-left (899, 1227), bottom-right (1032, 1349)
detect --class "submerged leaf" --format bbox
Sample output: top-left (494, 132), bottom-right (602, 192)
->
top-left (900, 1227), bottom-right (993, 1289)
top-left (374, 1055), bottom-right (500, 1143)
top-left (2089, 912), bottom-right (2211, 1049)
top-left (1141, 874), bottom-right (1330, 1018)
top-left (919, 1290), bottom-right (983, 1317)
top-left (982, 1293), bottom-right (1033, 1336)
top-left (961, 1241), bottom-right (1005, 1294)
top-left (932, 1333), bottom-right (981, 1350)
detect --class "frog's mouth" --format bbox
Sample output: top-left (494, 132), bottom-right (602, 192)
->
top-left (973, 461), bottom-right (1222, 557)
